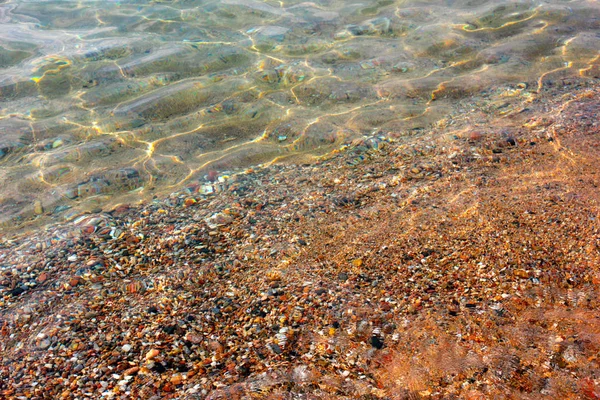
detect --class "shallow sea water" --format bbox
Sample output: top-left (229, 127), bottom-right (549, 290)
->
top-left (0, 0), bottom-right (599, 231)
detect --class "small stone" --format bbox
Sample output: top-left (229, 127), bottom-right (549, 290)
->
top-left (111, 204), bottom-right (130, 214)
top-left (18, 314), bottom-right (31, 324)
top-left (370, 336), bottom-right (384, 349)
top-left (146, 349), bottom-right (160, 360)
top-left (514, 269), bottom-right (529, 279)
top-left (170, 374), bottom-right (183, 385)
top-left (9, 287), bottom-right (26, 297)
top-left (122, 344), bottom-right (132, 352)
top-left (392, 61), bottom-right (413, 73)
top-left (162, 325), bottom-right (176, 335)
top-left (162, 382), bottom-right (175, 392)
top-left (151, 362), bottom-right (167, 373)
top-left (266, 270), bottom-right (282, 281)
top-left (448, 305), bottom-right (460, 316)
top-left (469, 131), bottom-right (483, 141)
top-left (269, 343), bottom-right (282, 354)
top-left (124, 366), bottom-right (139, 376)
top-left (187, 369), bottom-right (198, 379)
top-left (209, 341), bottom-right (224, 354)
top-left (205, 212), bottom-right (233, 229)
top-left (185, 332), bottom-right (203, 344)
top-left (34, 200), bottom-right (44, 215)
top-left (37, 272), bottom-right (49, 283)
top-left (69, 276), bottom-right (82, 287)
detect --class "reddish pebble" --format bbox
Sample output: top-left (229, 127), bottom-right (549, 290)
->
top-left (124, 366), bottom-right (139, 376)
top-left (469, 131), bottom-right (483, 141)
top-left (81, 226), bottom-right (95, 235)
top-left (207, 170), bottom-right (218, 182)
top-left (112, 204), bottom-right (130, 214)
top-left (185, 332), bottom-right (202, 344)
top-left (69, 276), bottom-right (82, 287)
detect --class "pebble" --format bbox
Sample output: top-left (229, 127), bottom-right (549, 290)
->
top-left (514, 269), bottom-right (529, 278)
top-left (34, 200), bottom-right (44, 215)
top-left (37, 272), bottom-right (49, 283)
top-left (145, 349), bottom-right (160, 360)
top-left (370, 336), bottom-right (384, 349)
top-left (69, 276), bottom-right (82, 287)
top-left (124, 366), bottom-right (139, 376)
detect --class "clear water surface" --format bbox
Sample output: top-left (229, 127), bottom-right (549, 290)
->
top-left (0, 0), bottom-right (599, 230)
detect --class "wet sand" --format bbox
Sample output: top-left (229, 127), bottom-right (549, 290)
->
top-left (1, 78), bottom-right (600, 398)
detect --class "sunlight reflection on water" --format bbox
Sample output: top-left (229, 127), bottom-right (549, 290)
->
top-left (0, 0), bottom-right (599, 230)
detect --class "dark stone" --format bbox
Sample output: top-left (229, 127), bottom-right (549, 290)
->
top-left (370, 335), bottom-right (384, 349)
top-left (315, 288), bottom-right (327, 295)
top-left (176, 363), bottom-right (189, 372)
top-left (251, 308), bottom-right (267, 317)
top-left (238, 363), bottom-right (251, 377)
top-left (147, 306), bottom-right (158, 313)
top-left (494, 308), bottom-right (506, 317)
top-left (338, 272), bottom-right (349, 281)
top-left (151, 362), bottom-right (167, 373)
top-left (421, 248), bottom-right (434, 257)
top-left (507, 137), bottom-right (516, 146)
top-left (9, 287), bottom-right (26, 296)
top-left (269, 343), bottom-right (282, 354)
top-left (162, 325), bottom-right (176, 334)
top-left (255, 347), bottom-right (267, 359)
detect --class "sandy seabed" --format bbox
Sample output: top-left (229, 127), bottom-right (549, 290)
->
top-left (1, 78), bottom-right (600, 399)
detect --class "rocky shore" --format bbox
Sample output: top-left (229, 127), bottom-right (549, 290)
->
top-left (1, 79), bottom-right (600, 399)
